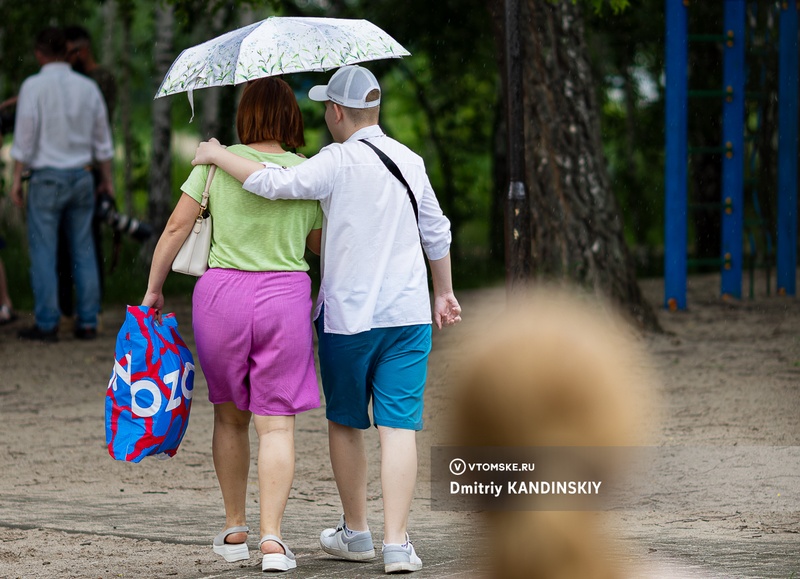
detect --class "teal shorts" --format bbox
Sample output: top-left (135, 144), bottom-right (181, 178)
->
top-left (315, 310), bottom-right (431, 430)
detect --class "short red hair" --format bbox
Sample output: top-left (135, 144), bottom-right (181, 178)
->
top-left (237, 77), bottom-right (305, 148)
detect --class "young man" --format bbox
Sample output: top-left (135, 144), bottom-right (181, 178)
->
top-left (64, 26), bottom-right (117, 121)
top-left (10, 27), bottom-right (113, 342)
top-left (193, 65), bottom-right (461, 574)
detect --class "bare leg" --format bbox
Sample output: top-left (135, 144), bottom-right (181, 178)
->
top-left (0, 258), bottom-right (12, 309)
top-left (253, 414), bottom-right (295, 555)
top-left (328, 420), bottom-right (369, 531)
top-left (378, 426), bottom-right (417, 544)
top-left (212, 402), bottom-right (251, 544)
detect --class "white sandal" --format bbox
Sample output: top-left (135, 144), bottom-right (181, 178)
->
top-left (260, 534), bottom-right (297, 572)
top-left (212, 526), bottom-right (250, 562)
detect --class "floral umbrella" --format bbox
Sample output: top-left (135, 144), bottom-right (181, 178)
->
top-left (155, 16), bottom-right (409, 116)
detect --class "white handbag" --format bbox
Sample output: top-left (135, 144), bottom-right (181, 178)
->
top-left (172, 165), bottom-right (216, 276)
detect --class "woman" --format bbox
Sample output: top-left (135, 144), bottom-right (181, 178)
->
top-left (142, 77), bottom-right (322, 572)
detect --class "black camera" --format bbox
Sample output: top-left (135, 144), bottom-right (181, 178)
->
top-left (95, 193), bottom-right (153, 242)
top-left (0, 107), bottom-right (14, 136)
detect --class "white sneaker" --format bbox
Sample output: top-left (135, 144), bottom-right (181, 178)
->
top-left (383, 536), bottom-right (423, 573)
top-left (319, 514), bottom-right (376, 561)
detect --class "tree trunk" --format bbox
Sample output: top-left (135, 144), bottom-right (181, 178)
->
top-left (752, 6), bottom-right (779, 280)
top-left (149, 1), bottom-right (174, 243)
top-left (491, 0), bottom-right (661, 331)
top-left (101, 0), bottom-right (116, 69)
top-left (200, 3), bottom-right (242, 145)
top-left (487, 1), bottom-right (510, 267)
top-left (119, 0), bottom-right (134, 215)
top-left (200, 7), bottom-right (229, 142)
top-left (491, 87), bottom-right (509, 265)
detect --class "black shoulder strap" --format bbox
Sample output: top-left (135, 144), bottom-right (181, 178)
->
top-left (360, 139), bottom-right (419, 224)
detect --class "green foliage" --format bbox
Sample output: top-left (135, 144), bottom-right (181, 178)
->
top-left (555, 0), bottom-right (630, 14)
top-left (168, 0), bottom-right (279, 32)
top-left (0, 0), bottom-right (702, 296)
top-left (0, 0), bottom-right (94, 95)
top-left (584, 0), bottom-right (668, 273)
top-left (277, 0), bottom-right (499, 265)
top-left (585, 0), bottom-right (630, 14)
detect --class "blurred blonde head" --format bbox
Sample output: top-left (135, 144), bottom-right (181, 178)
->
top-left (452, 285), bottom-right (659, 579)
top-left (455, 286), bottom-right (657, 448)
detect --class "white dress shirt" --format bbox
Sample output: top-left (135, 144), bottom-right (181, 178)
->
top-left (243, 125), bottom-right (452, 335)
top-left (11, 62), bottom-right (113, 169)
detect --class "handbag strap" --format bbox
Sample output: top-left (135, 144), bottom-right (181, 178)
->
top-left (360, 139), bottom-right (419, 224)
top-left (198, 165), bottom-right (217, 217)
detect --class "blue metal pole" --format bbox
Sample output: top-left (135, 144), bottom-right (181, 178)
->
top-left (664, 0), bottom-right (688, 310)
top-left (720, 0), bottom-right (746, 299)
top-left (777, 1), bottom-right (798, 296)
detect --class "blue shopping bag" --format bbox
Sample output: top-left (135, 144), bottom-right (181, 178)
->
top-left (105, 306), bottom-right (195, 462)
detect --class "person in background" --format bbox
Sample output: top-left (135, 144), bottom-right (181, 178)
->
top-left (0, 103), bottom-right (17, 326)
top-left (142, 77), bottom-right (323, 573)
top-left (10, 27), bottom-right (113, 342)
top-left (64, 26), bottom-right (117, 121)
top-left (56, 25), bottom-right (118, 325)
top-left (0, 96), bottom-right (16, 135)
top-left (0, 245), bottom-right (15, 325)
top-left (192, 65), bottom-right (462, 575)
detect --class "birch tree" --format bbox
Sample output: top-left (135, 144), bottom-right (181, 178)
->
top-left (489, 0), bottom-right (661, 329)
top-left (149, 1), bottom-right (175, 239)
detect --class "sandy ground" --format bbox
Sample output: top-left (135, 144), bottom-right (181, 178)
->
top-left (0, 272), bottom-right (798, 578)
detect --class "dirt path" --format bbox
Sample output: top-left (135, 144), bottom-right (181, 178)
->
top-left (0, 273), bottom-right (798, 578)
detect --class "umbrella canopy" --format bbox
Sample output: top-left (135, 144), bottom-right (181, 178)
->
top-left (155, 16), bottom-right (410, 100)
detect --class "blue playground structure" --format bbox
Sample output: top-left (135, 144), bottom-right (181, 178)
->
top-left (664, 0), bottom-right (798, 310)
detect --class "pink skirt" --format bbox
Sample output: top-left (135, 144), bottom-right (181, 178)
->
top-left (192, 269), bottom-right (320, 416)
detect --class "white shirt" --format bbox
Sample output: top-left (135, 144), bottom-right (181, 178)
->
top-left (11, 62), bottom-right (113, 169)
top-left (243, 125), bottom-right (452, 335)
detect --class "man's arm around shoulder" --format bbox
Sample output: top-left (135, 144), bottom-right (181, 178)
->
top-left (192, 138), bottom-right (263, 184)
top-left (194, 138), bottom-right (338, 201)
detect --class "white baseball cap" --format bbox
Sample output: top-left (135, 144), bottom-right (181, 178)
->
top-left (308, 65), bottom-right (381, 109)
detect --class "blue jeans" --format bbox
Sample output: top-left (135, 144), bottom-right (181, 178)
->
top-left (27, 168), bottom-right (100, 331)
